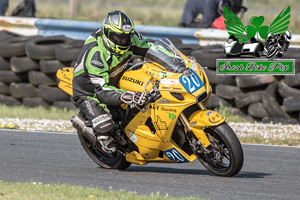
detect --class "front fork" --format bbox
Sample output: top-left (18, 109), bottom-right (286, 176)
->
top-left (179, 102), bottom-right (224, 150)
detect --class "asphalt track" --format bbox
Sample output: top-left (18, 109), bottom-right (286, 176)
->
top-left (0, 129), bottom-right (300, 200)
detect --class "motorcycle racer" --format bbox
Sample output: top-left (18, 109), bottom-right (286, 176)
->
top-left (72, 11), bottom-right (151, 153)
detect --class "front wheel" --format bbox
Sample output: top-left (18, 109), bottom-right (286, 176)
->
top-left (194, 122), bottom-right (244, 177)
top-left (77, 131), bottom-right (131, 170)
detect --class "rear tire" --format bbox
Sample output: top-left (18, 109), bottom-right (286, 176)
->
top-left (194, 122), bottom-right (244, 177)
top-left (77, 131), bottom-right (131, 170)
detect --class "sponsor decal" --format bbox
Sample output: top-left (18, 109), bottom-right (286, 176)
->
top-left (85, 100), bottom-right (95, 116)
top-left (92, 114), bottom-right (111, 128)
top-left (190, 121), bottom-right (197, 125)
top-left (109, 60), bottom-right (129, 78)
top-left (154, 116), bottom-right (168, 130)
top-left (149, 104), bottom-right (159, 110)
top-left (159, 99), bottom-right (170, 104)
top-left (206, 111), bottom-right (213, 117)
top-left (208, 113), bottom-right (224, 124)
top-left (161, 107), bottom-right (176, 113)
top-left (129, 132), bottom-right (138, 143)
top-left (121, 76), bottom-right (144, 86)
top-left (190, 60), bottom-right (197, 71)
top-left (121, 25), bottom-right (132, 32)
top-left (164, 148), bottom-right (189, 163)
top-left (160, 79), bottom-right (179, 85)
top-left (167, 112), bottom-right (176, 120)
top-left (100, 123), bottom-right (112, 129)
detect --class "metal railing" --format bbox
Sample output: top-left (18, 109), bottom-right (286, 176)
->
top-left (1, 16), bottom-right (300, 46)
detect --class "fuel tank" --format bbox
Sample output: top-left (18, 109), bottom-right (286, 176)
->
top-left (118, 62), bottom-right (163, 92)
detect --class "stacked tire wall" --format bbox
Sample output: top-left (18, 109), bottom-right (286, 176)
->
top-left (0, 31), bottom-right (299, 124)
top-left (0, 31), bottom-right (82, 110)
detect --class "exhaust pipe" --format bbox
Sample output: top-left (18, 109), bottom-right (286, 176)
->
top-left (70, 116), bottom-right (99, 145)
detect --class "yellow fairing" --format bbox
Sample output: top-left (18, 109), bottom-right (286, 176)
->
top-left (123, 102), bottom-right (197, 165)
top-left (56, 67), bottom-right (74, 96)
top-left (189, 110), bottom-right (225, 147)
top-left (119, 62), bottom-right (214, 165)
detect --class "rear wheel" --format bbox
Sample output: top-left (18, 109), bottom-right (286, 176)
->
top-left (194, 122), bottom-right (244, 177)
top-left (77, 131), bottom-right (131, 170)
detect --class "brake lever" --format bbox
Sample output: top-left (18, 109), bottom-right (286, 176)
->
top-left (135, 94), bottom-right (153, 113)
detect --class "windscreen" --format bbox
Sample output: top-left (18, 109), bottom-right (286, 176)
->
top-left (145, 38), bottom-right (187, 73)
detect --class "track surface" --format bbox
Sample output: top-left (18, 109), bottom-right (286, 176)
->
top-left (0, 129), bottom-right (300, 200)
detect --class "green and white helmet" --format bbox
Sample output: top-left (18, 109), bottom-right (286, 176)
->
top-left (102, 11), bottom-right (135, 55)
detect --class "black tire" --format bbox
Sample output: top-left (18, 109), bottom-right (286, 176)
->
top-left (283, 97), bottom-right (300, 112)
top-left (194, 122), bottom-right (244, 177)
top-left (55, 40), bottom-right (84, 62)
top-left (168, 38), bottom-right (182, 45)
top-left (77, 131), bottom-right (131, 170)
top-left (248, 103), bottom-right (268, 118)
top-left (175, 44), bottom-right (201, 56)
top-left (262, 117), bottom-right (299, 125)
top-left (234, 90), bottom-right (264, 108)
top-left (284, 73), bottom-right (300, 87)
top-left (22, 97), bottom-right (49, 107)
top-left (215, 84), bottom-right (243, 100)
top-left (0, 94), bottom-right (22, 106)
top-left (206, 94), bottom-right (232, 109)
top-left (262, 82), bottom-right (288, 118)
top-left (190, 47), bottom-right (225, 69)
top-left (39, 85), bottom-right (70, 102)
top-left (278, 80), bottom-right (300, 98)
top-left (0, 36), bottom-right (35, 57)
top-left (25, 35), bottom-right (72, 60)
top-left (0, 57), bottom-right (10, 70)
top-left (53, 101), bottom-right (78, 110)
top-left (10, 56), bottom-right (39, 73)
top-left (10, 83), bottom-right (39, 99)
top-left (235, 75), bottom-right (275, 88)
top-left (28, 70), bottom-right (57, 86)
top-left (40, 60), bottom-right (70, 74)
top-left (0, 82), bottom-right (10, 95)
top-left (0, 70), bottom-right (28, 84)
top-left (0, 31), bottom-right (20, 41)
top-left (204, 69), bottom-right (235, 85)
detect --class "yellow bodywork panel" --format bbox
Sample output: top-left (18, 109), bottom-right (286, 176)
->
top-left (56, 67), bottom-right (74, 96)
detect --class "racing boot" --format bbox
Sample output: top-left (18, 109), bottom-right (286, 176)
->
top-left (97, 135), bottom-right (116, 153)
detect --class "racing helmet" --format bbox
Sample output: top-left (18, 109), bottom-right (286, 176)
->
top-left (102, 11), bottom-right (135, 55)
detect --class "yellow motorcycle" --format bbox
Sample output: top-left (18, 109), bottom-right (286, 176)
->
top-left (57, 38), bottom-right (243, 177)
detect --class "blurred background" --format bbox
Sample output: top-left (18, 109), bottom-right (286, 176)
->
top-left (4, 0), bottom-right (300, 34)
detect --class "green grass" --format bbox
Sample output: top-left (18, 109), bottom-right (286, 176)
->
top-left (0, 181), bottom-right (203, 200)
top-left (0, 104), bottom-right (79, 120)
top-left (215, 105), bottom-right (249, 123)
top-left (0, 104), bottom-right (246, 122)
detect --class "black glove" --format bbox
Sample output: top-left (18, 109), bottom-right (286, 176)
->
top-left (121, 91), bottom-right (147, 105)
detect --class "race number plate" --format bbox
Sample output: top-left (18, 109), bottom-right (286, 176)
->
top-left (179, 70), bottom-right (203, 93)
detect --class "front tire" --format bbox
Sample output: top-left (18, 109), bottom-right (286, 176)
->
top-left (77, 131), bottom-right (131, 170)
top-left (194, 122), bottom-right (244, 177)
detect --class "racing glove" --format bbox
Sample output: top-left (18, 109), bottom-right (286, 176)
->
top-left (120, 91), bottom-right (147, 106)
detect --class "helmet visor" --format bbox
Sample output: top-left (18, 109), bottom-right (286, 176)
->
top-left (109, 32), bottom-right (132, 46)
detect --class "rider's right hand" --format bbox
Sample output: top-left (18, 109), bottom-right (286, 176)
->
top-left (121, 91), bottom-right (147, 106)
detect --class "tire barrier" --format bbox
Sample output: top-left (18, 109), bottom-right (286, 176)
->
top-left (0, 30), bottom-right (300, 124)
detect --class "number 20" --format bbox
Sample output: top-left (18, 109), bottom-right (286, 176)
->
top-left (182, 74), bottom-right (201, 92)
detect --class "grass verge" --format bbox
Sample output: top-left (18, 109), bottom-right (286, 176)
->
top-left (0, 104), bottom-right (79, 120)
top-left (0, 181), bottom-right (203, 200)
